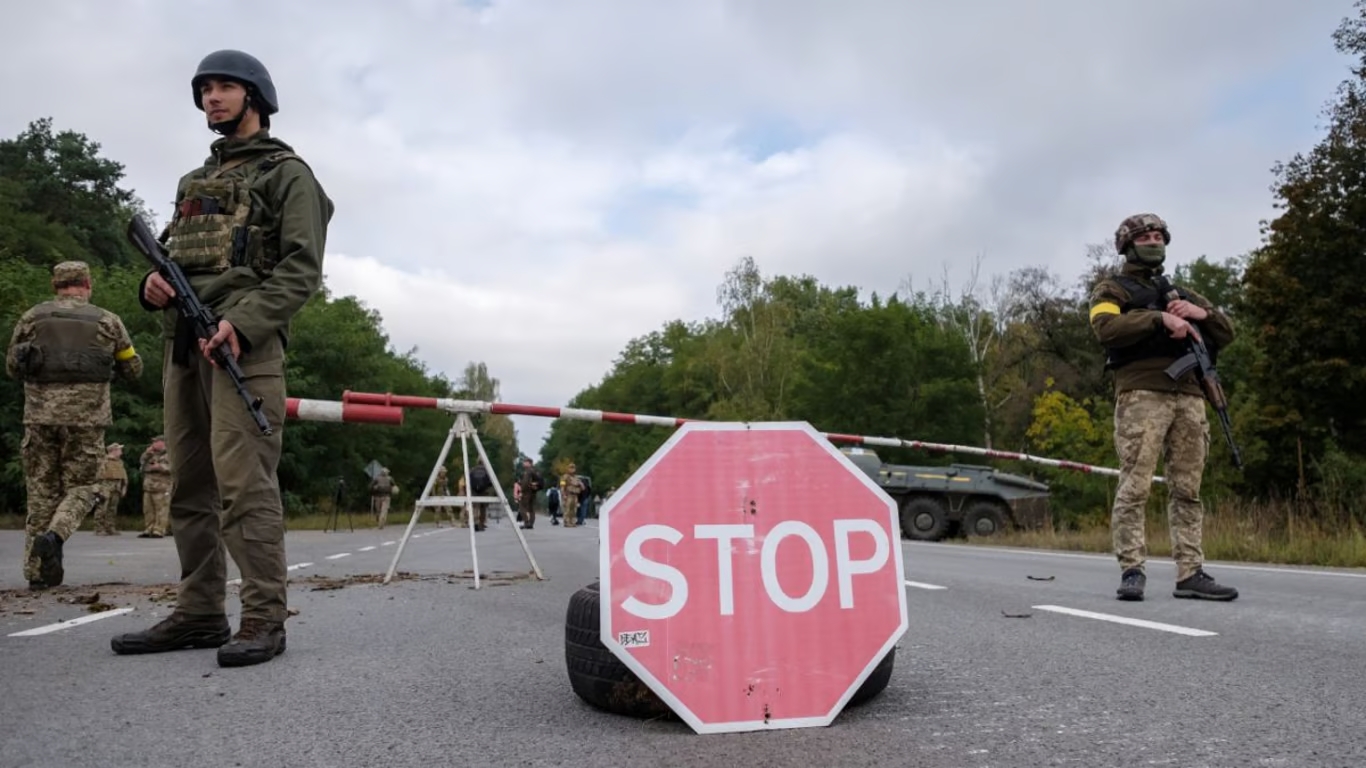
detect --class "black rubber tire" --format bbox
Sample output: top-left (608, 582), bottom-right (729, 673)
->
top-left (564, 582), bottom-right (673, 719)
top-left (564, 582), bottom-right (896, 716)
top-left (962, 500), bottom-right (1007, 538)
top-left (900, 496), bottom-right (950, 541)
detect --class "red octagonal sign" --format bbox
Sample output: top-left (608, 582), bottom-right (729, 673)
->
top-left (600, 421), bottom-right (908, 734)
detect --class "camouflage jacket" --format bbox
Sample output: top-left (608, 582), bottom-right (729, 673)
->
top-left (98, 455), bottom-right (129, 493)
top-left (140, 129), bottom-right (335, 355)
top-left (560, 473), bottom-right (584, 498)
top-left (5, 295), bottom-right (143, 426)
top-left (140, 447), bottom-right (171, 476)
top-left (1090, 262), bottom-right (1235, 397)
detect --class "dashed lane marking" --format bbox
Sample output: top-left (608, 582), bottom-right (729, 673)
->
top-left (904, 580), bottom-right (948, 590)
top-left (326, 553), bottom-right (351, 560)
top-left (358, 546), bottom-right (377, 552)
top-left (230, 561), bottom-right (314, 586)
top-left (1033, 605), bottom-right (1218, 637)
top-left (8, 608), bottom-right (135, 637)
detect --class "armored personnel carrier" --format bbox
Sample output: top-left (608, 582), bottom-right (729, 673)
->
top-left (840, 446), bottom-right (1052, 541)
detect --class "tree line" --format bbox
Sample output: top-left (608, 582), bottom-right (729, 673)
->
top-left (0, 118), bottom-right (521, 521)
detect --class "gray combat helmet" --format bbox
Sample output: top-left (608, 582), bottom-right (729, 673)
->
top-left (192, 50), bottom-right (279, 116)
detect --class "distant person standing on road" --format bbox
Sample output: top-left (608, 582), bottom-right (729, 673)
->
top-left (515, 457), bottom-right (542, 529)
top-left (138, 435), bottom-right (172, 538)
top-left (94, 443), bottom-right (128, 536)
top-left (1089, 213), bottom-right (1238, 603)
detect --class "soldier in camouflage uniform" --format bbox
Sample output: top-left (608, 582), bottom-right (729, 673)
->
top-left (138, 436), bottom-right (172, 538)
top-left (429, 465), bottom-right (457, 527)
top-left (1090, 213), bottom-right (1238, 602)
top-left (94, 443), bottom-right (128, 535)
top-left (559, 463), bottom-right (584, 528)
top-left (5, 261), bottom-right (143, 588)
top-left (370, 467), bottom-right (396, 529)
top-left (111, 50), bottom-right (334, 668)
top-left (515, 457), bottom-right (543, 529)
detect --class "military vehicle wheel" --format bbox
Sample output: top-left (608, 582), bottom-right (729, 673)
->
top-left (564, 581), bottom-right (896, 716)
top-left (900, 496), bottom-right (949, 541)
top-left (963, 500), bottom-right (1007, 537)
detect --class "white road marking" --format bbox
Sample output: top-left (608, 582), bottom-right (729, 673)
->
top-left (358, 546), bottom-right (376, 552)
top-left (8, 607), bottom-right (135, 637)
top-left (326, 553), bottom-right (351, 560)
top-left (382, 541), bottom-right (396, 547)
top-left (230, 561), bottom-right (315, 586)
top-left (904, 580), bottom-right (948, 590)
top-left (907, 541), bottom-right (1366, 580)
top-left (1033, 605), bottom-right (1218, 637)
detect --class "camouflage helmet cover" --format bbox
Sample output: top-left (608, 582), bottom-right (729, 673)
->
top-left (52, 261), bottom-right (91, 284)
top-left (1114, 213), bottom-right (1171, 254)
top-left (192, 50), bottom-right (279, 115)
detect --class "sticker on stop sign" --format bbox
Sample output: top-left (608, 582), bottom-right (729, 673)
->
top-left (600, 421), bottom-right (908, 734)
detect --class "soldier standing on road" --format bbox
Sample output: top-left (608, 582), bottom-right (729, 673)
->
top-left (515, 457), bottom-right (542, 530)
top-left (370, 467), bottom-right (396, 529)
top-left (6, 261), bottom-right (143, 589)
top-left (467, 462), bottom-right (492, 532)
top-left (110, 50), bottom-right (334, 668)
top-left (560, 463), bottom-right (583, 528)
top-left (94, 443), bottom-right (128, 536)
top-left (138, 436), bottom-right (172, 538)
top-left (1090, 213), bottom-right (1238, 602)
top-left (429, 465), bottom-right (456, 527)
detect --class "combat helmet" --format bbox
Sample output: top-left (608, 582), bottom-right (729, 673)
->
top-left (1114, 213), bottom-right (1171, 255)
top-left (192, 50), bottom-right (278, 134)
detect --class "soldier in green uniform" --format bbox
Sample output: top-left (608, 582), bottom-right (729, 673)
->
top-left (111, 50), bottom-right (334, 667)
top-left (429, 465), bottom-right (457, 527)
top-left (94, 443), bottom-right (128, 535)
top-left (6, 261), bottom-right (143, 588)
top-left (138, 435), bottom-right (172, 538)
top-left (1090, 213), bottom-right (1238, 602)
top-left (515, 457), bottom-right (543, 529)
top-left (370, 467), bottom-right (395, 529)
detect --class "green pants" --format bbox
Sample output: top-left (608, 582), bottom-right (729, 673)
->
top-left (21, 424), bottom-right (105, 582)
top-left (163, 335), bottom-right (288, 623)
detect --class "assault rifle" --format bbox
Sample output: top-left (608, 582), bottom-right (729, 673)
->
top-left (126, 215), bottom-right (273, 436)
top-left (1164, 334), bottom-right (1243, 469)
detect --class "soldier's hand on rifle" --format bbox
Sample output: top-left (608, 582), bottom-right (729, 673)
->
top-left (200, 319), bottom-right (241, 365)
top-left (142, 272), bottom-right (177, 308)
top-left (1161, 311), bottom-right (1202, 341)
top-left (1165, 298), bottom-right (1208, 322)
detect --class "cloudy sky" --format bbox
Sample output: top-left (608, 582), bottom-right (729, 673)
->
top-left (1, 0), bottom-right (1356, 458)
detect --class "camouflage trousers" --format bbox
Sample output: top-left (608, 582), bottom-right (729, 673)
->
top-left (94, 482), bottom-right (123, 534)
top-left (21, 424), bottom-right (106, 582)
top-left (372, 495), bottom-right (391, 528)
top-left (1110, 390), bottom-right (1209, 582)
top-left (562, 495), bottom-right (580, 527)
top-left (143, 478), bottom-right (171, 535)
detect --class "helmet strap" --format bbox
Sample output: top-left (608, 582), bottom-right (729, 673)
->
top-left (208, 101), bottom-right (248, 136)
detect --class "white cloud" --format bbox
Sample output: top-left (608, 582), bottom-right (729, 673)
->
top-left (1, 0), bottom-right (1356, 457)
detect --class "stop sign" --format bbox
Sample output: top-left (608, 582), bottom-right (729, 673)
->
top-left (599, 421), bottom-right (908, 734)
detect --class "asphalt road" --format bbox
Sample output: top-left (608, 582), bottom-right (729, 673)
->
top-left (2, 518), bottom-right (1363, 768)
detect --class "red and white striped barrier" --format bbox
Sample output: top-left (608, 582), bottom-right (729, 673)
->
top-left (285, 397), bottom-right (406, 425)
top-left (336, 390), bottom-right (1156, 483)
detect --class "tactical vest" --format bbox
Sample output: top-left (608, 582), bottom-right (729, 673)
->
top-left (23, 302), bottom-right (114, 384)
top-left (1104, 274), bottom-right (1213, 370)
top-left (164, 151), bottom-right (306, 275)
top-left (372, 476), bottom-right (393, 495)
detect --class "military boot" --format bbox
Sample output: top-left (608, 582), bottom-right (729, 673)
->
top-left (1116, 568), bottom-right (1145, 601)
top-left (1173, 569), bottom-right (1239, 601)
top-left (32, 532), bottom-right (65, 588)
top-left (216, 617), bottom-right (287, 668)
top-left (111, 611), bottom-right (231, 654)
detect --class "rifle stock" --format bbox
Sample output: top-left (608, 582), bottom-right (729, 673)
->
top-left (126, 215), bottom-right (274, 437)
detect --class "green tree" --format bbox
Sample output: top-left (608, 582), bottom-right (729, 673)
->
top-left (1242, 1), bottom-right (1366, 470)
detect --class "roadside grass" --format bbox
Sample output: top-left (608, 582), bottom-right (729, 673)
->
top-left (975, 497), bottom-right (1366, 569)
